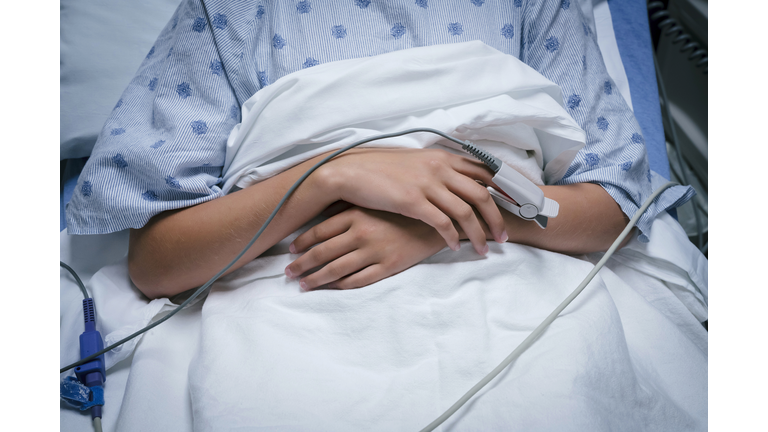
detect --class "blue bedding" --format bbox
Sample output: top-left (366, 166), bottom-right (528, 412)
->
top-left (610, 0), bottom-right (668, 180)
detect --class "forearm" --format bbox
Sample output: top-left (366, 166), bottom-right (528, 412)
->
top-left (128, 154), bottom-right (339, 299)
top-left (471, 183), bottom-right (631, 255)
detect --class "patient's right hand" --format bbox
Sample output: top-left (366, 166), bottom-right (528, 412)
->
top-left (314, 148), bottom-right (508, 256)
top-left (285, 206), bottom-right (447, 290)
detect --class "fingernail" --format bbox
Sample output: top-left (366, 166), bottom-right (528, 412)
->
top-left (499, 230), bottom-right (508, 243)
top-left (285, 267), bottom-right (294, 278)
top-left (289, 243), bottom-right (297, 254)
top-left (481, 244), bottom-right (489, 255)
top-left (451, 243), bottom-right (461, 251)
top-left (300, 280), bottom-right (308, 291)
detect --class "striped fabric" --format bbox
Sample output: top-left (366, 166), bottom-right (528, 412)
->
top-left (66, 0), bottom-right (693, 241)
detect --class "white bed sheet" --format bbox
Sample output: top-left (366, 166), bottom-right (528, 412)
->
top-left (60, 212), bottom-right (707, 431)
top-left (60, 1), bottom-right (706, 431)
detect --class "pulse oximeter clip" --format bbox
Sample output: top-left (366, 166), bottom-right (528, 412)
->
top-left (460, 140), bottom-right (559, 229)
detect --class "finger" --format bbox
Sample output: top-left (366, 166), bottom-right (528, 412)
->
top-left (321, 200), bottom-right (354, 218)
top-left (291, 212), bottom-right (352, 253)
top-left (445, 171), bottom-right (508, 243)
top-left (402, 201), bottom-right (461, 252)
top-left (286, 231), bottom-right (357, 279)
top-left (448, 153), bottom-right (497, 185)
top-left (328, 264), bottom-right (388, 290)
top-left (300, 250), bottom-right (374, 291)
top-left (428, 190), bottom-right (489, 255)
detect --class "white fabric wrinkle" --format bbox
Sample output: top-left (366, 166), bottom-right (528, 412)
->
top-left (222, 41), bottom-right (586, 193)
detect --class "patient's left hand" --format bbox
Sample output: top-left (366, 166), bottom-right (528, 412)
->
top-left (285, 206), bottom-right (447, 291)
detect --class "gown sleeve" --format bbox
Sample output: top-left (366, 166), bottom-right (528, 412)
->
top-left (520, 0), bottom-right (694, 241)
top-left (65, 0), bottom-right (246, 235)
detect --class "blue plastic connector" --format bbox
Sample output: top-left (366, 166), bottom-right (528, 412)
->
top-left (74, 298), bottom-right (106, 419)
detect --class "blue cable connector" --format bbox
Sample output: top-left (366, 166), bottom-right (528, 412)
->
top-left (74, 298), bottom-right (106, 419)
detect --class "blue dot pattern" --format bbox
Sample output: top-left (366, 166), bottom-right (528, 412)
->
top-left (114, 99), bottom-right (123, 110)
top-left (210, 60), bottom-right (223, 76)
top-left (212, 13), bottom-right (227, 30)
top-left (191, 120), bottom-right (208, 135)
top-left (177, 82), bottom-right (192, 98)
top-left (142, 190), bottom-right (159, 202)
top-left (596, 116), bottom-right (609, 131)
top-left (332, 25), bottom-right (347, 39)
top-left (112, 154), bottom-right (128, 168)
top-left (81, 181), bottom-right (93, 198)
top-left (567, 94), bottom-right (581, 109)
top-left (448, 23), bottom-right (463, 36)
top-left (303, 57), bottom-right (320, 68)
top-left (192, 17), bottom-right (206, 33)
top-left (272, 34), bottom-right (287, 49)
top-left (544, 36), bottom-right (559, 52)
top-left (391, 23), bottom-right (406, 39)
top-left (66, 0), bottom-right (694, 241)
top-left (257, 71), bottom-right (269, 86)
top-left (501, 24), bottom-right (514, 39)
top-left (297, 1), bottom-right (311, 14)
top-left (165, 175), bottom-right (182, 189)
top-left (146, 46), bottom-right (155, 59)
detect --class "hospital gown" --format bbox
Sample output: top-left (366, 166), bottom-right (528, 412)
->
top-left (65, 0), bottom-right (694, 239)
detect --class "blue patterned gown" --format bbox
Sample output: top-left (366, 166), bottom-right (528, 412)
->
top-left (66, 0), bottom-right (693, 241)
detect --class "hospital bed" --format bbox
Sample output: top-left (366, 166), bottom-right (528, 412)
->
top-left (60, 1), bottom-right (708, 431)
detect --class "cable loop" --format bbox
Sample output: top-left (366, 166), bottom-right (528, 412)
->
top-left (647, 1), bottom-right (707, 74)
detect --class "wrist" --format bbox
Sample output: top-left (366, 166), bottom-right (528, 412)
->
top-left (310, 155), bottom-right (345, 204)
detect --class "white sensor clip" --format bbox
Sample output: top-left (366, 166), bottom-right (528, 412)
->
top-left (487, 163), bottom-right (559, 229)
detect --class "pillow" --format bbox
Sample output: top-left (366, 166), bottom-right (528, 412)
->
top-left (60, 0), bottom-right (181, 160)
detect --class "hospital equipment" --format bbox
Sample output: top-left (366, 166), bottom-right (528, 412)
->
top-left (647, 0), bottom-right (708, 252)
top-left (60, 1), bottom-right (708, 430)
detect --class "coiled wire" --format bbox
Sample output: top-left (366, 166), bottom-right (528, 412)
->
top-left (648, 1), bottom-right (708, 74)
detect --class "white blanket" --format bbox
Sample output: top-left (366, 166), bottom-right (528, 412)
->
top-left (59, 213), bottom-right (708, 431)
top-left (222, 41), bottom-right (585, 191)
top-left (60, 42), bottom-right (707, 432)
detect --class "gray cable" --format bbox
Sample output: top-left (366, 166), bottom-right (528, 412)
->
top-left (418, 181), bottom-right (678, 432)
top-left (93, 417), bottom-right (103, 432)
top-left (61, 261), bottom-right (89, 299)
top-left (60, 128), bottom-right (480, 374)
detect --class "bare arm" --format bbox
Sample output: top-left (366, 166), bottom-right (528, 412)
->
top-left (287, 182), bottom-right (631, 291)
top-left (128, 153), bottom-right (340, 299)
top-left (128, 147), bottom-right (507, 299)
top-left (500, 182), bottom-right (631, 255)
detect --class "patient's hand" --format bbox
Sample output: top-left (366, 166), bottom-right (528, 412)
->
top-left (285, 206), bottom-right (447, 291)
top-left (315, 148), bottom-right (508, 256)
